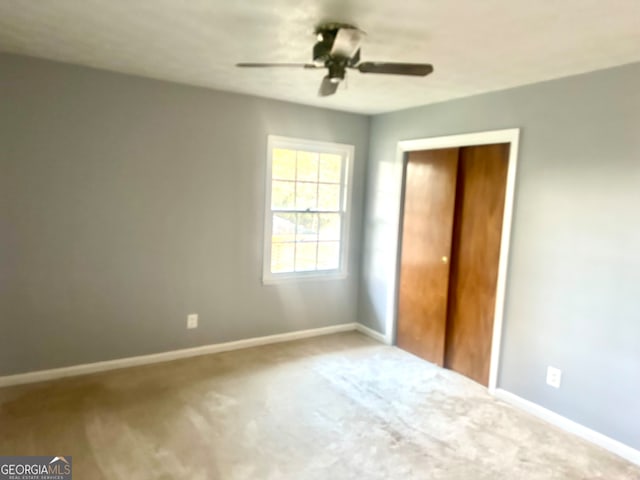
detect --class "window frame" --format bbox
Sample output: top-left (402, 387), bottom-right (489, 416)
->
top-left (262, 135), bottom-right (355, 284)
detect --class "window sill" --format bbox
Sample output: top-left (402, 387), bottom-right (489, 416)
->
top-left (262, 271), bottom-right (348, 286)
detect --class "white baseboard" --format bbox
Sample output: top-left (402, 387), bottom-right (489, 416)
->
top-left (494, 388), bottom-right (640, 466)
top-left (0, 323), bottom-right (358, 388)
top-left (355, 323), bottom-right (388, 344)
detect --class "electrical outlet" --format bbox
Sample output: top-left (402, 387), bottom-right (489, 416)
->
top-left (187, 313), bottom-right (198, 329)
top-left (546, 366), bottom-right (562, 388)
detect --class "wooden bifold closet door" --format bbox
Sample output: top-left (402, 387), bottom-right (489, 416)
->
top-left (397, 143), bottom-right (509, 386)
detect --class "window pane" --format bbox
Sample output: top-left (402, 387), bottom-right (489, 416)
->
top-left (296, 182), bottom-right (317, 210)
top-left (296, 213), bottom-right (318, 242)
top-left (272, 180), bottom-right (295, 209)
top-left (271, 242), bottom-right (295, 273)
top-left (317, 242), bottom-right (340, 270)
top-left (272, 213), bottom-right (297, 242)
top-left (318, 184), bottom-right (340, 211)
top-left (265, 138), bottom-right (353, 280)
top-left (319, 154), bottom-right (342, 183)
top-left (319, 213), bottom-right (341, 241)
top-left (295, 242), bottom-right (317, 271)
top-left (272, 149), bottom-right (296, 180)
top-left (296, 151), bottom-right (319, 182)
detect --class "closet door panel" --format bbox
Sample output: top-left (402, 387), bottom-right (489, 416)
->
top-left (397, 148), bottom-right (459, 365)
top-left (444, 143), bottom-right (509, 385)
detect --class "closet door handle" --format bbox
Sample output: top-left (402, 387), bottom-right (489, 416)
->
top-left (441, 256), bottom-right (448, 264)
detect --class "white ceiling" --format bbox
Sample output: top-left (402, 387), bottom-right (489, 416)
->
top-left (0, 0), bottom-right (639, 114)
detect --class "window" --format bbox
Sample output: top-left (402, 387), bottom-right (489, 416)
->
top-left (263, 136), bottom-right (354, 283)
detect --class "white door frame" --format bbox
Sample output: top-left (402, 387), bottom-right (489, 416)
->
top-left (386, 128), bottom-right (520, 393)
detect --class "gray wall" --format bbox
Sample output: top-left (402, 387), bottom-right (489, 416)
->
top-left (0, 53), bottom-right (369, 376)
top-left (359, 62), bottom-right (640, 449)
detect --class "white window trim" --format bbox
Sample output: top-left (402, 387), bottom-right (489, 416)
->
top-left (262, 135), bottom-right (355, 285)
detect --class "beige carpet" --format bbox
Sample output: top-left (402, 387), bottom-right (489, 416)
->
top-left (0, 332), bottom-right (637, 479)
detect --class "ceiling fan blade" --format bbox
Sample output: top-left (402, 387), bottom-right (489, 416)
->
top-left (330, 27), bottom-right (365, 58)
top-left (318, 76), bottom-right (339, 97)
top-left (236, 63), bottom-right (319, 69)
top-left (357, 62), bottom-right (434, 76)
top-left (347, 48), bottom-right (361, 68)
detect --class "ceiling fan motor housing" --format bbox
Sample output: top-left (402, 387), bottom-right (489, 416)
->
top-left (327, 61), bottom-right (346, 82)
top-left (313, 23), bottom-right (359, 81)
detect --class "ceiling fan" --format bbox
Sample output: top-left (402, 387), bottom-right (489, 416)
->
top-left (237, 23), bottom-right (434, 97)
